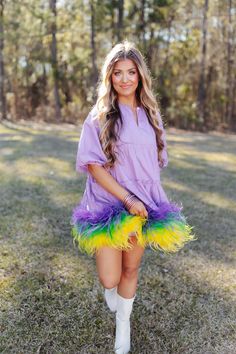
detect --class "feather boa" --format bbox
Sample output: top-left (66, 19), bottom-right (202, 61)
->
top-left (70, 201), bottom-right (197, 256)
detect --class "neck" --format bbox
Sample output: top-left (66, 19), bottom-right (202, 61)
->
top-left (118, 96), bottom-right (138, 109)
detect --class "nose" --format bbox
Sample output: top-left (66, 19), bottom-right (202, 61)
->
top-left (122, 73), bottom-right (128, 83)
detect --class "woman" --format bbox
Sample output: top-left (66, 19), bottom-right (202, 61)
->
top-left (71, 40), bottom-right (196, 353)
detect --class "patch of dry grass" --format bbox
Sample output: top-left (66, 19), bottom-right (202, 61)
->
top-left (0, 121), bottom-right (235, 353)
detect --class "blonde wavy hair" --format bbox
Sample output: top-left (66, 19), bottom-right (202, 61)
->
top-left (94, 39), bottom-right (166, 169)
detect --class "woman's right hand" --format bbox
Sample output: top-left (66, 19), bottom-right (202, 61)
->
top-left (128, 200), bottom-right (148, 218)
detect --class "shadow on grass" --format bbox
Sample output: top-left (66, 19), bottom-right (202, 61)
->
top-left (1, 124), bottom-right (236, 353)
top-left (1, 176), bottom-right (235, 353)
top-left (168, 130), bottom-right (236, 155)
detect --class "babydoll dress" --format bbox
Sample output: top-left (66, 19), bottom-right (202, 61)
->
top-left (71, 102), bottom-right (196, 256)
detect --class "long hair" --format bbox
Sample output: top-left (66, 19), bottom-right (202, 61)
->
top-left (94, 39), bottom-right (166, 169)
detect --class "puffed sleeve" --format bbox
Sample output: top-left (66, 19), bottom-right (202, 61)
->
top-left (76, 110), bottom-right (108, 174)
top-left (157, 111), bottom-right (168, 169)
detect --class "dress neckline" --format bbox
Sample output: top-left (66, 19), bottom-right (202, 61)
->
top-left (118, 102), bottom-right (141, 110)
top-left (118, 102), bottom-right (142, 126)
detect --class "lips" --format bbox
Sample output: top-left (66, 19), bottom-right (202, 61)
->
top-left (121, 85), bottom-right (132, 88)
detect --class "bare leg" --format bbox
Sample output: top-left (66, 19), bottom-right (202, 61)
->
top-left (117, 234), bottom-right (145, 298)
top-left (95, 246), bottom-right (122, 289)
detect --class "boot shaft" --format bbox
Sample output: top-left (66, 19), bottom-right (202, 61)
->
top-left (116, 293), bottom-right (136, 321)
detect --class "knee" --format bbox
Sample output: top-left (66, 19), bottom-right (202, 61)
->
top-left (122, 266), bottom-right (139, 279)
top-left (99, 276), bottom-right (120, 289)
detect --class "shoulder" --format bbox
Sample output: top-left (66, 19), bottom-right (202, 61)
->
top-left (83, 105), bottom-right (100, 131)
top-left (84, 105), bottom-right (98, 123)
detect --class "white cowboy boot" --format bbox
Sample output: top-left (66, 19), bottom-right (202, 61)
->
top-left (114, 292), bottom-right (136, 354)
top-left (104, 286), bottom-right (118, 312)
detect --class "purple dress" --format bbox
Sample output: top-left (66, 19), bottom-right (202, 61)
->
top-left (71, 102), bottom-right (196, 256)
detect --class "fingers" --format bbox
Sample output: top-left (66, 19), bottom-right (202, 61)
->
top-left (138, 207), bottom-right (148, 218)
top-left (129, 208), bottom-right (147, 217)
top-left (140, 210), bottom-right (148, 218)
top-left (143, 210), bottom-right (148, 218)
top-left (128, 201), bottom-right (148, 218)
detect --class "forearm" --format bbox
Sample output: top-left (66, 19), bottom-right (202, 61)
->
top-left (87, 164), bottom-right (128, 202)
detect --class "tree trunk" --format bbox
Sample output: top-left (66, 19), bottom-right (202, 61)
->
top-left (231, 78), bottom-right (236, 130)
top-left (139, 0), bottom-right (146, 51)
top-left (90, 0), bottom-right (98, 101)
top-left (197, 0), bottom-right (208, 131)
top-left (12, 43), bottom-right (19, 121)
top-left (50, 0), bottom-right (61, 121)
top-left (0, 0), bottom-right (6, 121)
top-left (117, 0), bottom-right (124, 42)
top-left (225, 0), bottom-right (234, 127)
top-left (146, 27), bottom-right (154, 69)
top-left (111, 1), bottom-right (115, 44)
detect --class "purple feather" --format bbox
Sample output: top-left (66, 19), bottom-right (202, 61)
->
top-left (71, 202), bottom-right (124, 225)
top-left (71, 200), bottom-right (184, 229)
top-left (146, 202), bottom-right (183, 221)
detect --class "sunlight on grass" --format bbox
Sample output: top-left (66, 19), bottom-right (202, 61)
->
top-left (168, 134), bottom-right (196, 142)
top-left (0, 163), bottom-right (13, 176)
top-left (177, 149), bottom-right (236, 169)
top-left (0, 276), bottom-right (16, 303)
top-left (1, 120), bottom-right (79, 138)
top-left (174, 252), bottom-right (236, 299)
top-left (39, 157), bottom-right (72, 175)
top-left (197, 191), bottom-right (236, 210)
top-left (15, 159), bottom-right (52, 177)
top-left (1, 123), bottom-right (236, 353)
top-left (14, 158), bottom-right (72, 180)
top-left (170, 158), bottom-right (203, 170)
top-left (165, 180), bottom-right (192, 193)
top-left (51, 253), bottom-right (94, 286)
top-left (165, 179), bottom-right (236, 211)
top-left (1, 135), bottom-right (34, 143)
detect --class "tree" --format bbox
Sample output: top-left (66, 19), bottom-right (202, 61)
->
top-left (49, 0), bottom-right (61, 121)
top-left (197, 0), bottom-right (209, 131)
top-left (0, 0), bottom-right (6, 120)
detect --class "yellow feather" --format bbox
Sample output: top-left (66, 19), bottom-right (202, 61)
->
top-left (72, 214), bottom-right (196, 256)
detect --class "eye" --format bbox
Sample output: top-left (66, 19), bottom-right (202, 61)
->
top-left (114, 72), bottom-right (121, 76)
top-left (129, 71), bottom-right (136, 75)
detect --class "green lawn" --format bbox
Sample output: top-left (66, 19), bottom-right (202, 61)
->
top-left (0, 120), bottom-right (235, 354)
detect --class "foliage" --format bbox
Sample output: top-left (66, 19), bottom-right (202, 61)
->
top-left (0, 0), bottom-right (235, 130)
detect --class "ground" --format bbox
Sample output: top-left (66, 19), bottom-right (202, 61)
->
top-left (0, 120), bottom-right (235, 353)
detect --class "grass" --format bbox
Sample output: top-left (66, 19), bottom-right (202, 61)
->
top-left (0, 120), bottom-right (235, 353)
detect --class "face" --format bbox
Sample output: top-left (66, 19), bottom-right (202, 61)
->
top-left (111, 59), bottom-right (139, 99)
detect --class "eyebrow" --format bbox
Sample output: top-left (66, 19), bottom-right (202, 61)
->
top-left (113, 67), bottom-right (136, 72)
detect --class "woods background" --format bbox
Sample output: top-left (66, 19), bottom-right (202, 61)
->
top-left (0, 0), bottom-right (235, 132)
